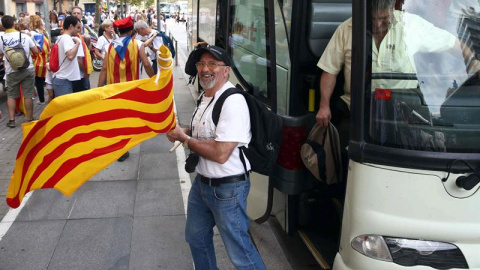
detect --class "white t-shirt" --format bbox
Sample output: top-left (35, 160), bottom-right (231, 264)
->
top-left (0, 30), bottom-right (36, 74)
top-left (137, 30), bottom-right (163, 61)
top-left (194, 81), bottom-right (252, 178)
top-left (159, 20), bottom-right (166, 33)
top-left (95, 35), bottom-right (113, 58)
top-left (54, 34), bottom-right (81, 81)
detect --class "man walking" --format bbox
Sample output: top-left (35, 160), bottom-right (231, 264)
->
top-left (98, 17), bottom-right (153, 161)
top-left (166, 46), bottom-right (266, 270)
top-left (0, 15), bottom-right (39, 127)
top-left (51, 16), bottom-right (82, 97)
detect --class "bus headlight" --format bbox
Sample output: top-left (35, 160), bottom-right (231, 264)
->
top-left (384, 237), bottom-right (468, 269)
top-left (351, 235), bottom-right (392, 262)
top-left (351, 235), bottom-right (469, 269)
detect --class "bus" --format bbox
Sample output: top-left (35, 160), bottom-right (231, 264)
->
top-left (186, 0), bottom-right (480, 269)
top-left (159, 2), bottom-right (174, 18)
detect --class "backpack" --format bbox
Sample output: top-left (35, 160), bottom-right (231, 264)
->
top-left (49, 37), bottom-right (66, 73)
top-left (211, 86), bottom-right (283, 176)
top-left (300, 123), bottom-right (343, 185)
top-left (1, 32), bottom-right (29, 70)
top-left (159, 31), bottom-right (175, 59)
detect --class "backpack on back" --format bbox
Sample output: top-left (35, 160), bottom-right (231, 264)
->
top-left (1, 32), bottom-right (29, 70)
top-left (212, 87), bottom-right (283, 176)
top-left (159, 32), bottom-right (176, 59)
top-left (49, 37), bottom-right (66, 73)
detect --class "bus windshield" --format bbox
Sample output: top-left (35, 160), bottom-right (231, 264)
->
top-left (367, 0), bottom-right (480, 153)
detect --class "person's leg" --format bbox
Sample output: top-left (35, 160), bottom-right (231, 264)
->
top-left (5, 72), bottom-right (21, 122)
top-left (6, 98), bottom-right (16, 121)
top-left (81, 76), bottom-right (91, 90)
top-left (35, 76), bottom-right (46, 103)
top-left (185, 176), bottom-right (219, 270)
top-left (152, 59), bottom-right (158, 74)
top-left (206, 179), bottom-right (266, 270)
top-left (52, 78), bottom-right (73, 97)
top-left (21, 69), bottom-right (36, 120)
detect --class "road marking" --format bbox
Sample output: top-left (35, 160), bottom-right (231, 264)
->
top-left (0, 192), bottom-right (32, 241)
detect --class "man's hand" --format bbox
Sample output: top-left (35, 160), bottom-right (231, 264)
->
top-left (316, 105), bottom-right (331, 127)
top-left (166, 125), bottom-right (187, 143)
top-left (72, 37), bottom-right (81, 44)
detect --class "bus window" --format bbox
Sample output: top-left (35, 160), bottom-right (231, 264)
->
top-left (274, 0), bottom-right (292, 115)
top-left (228, 0), bottom-right (268, 99)
top-left (368, 0), bottom-right (480, 153)
top-left (198, 0), bottom-right (216, 45)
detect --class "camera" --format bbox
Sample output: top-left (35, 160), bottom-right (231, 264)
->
top-left (185, 152), bottom-right (199, 173)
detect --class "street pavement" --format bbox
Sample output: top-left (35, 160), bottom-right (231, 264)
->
top-left (0, 19), bottom-right (321, 270)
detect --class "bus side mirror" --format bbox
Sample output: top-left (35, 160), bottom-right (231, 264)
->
top-left (456, 171), bottom-right (480, 190)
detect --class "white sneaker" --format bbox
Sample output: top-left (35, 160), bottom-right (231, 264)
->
top-left (35, 100), bottom-right (45, 105)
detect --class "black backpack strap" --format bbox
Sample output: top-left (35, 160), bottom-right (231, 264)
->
top-left (212, 87), bottom-right (249, 173)
top-left (0, 36), bottom-right (6, 63)
top-left (211, 87), bottom-right (242, 126)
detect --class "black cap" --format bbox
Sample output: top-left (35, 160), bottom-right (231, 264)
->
top-left (185, 45), bottom-right (232, 76)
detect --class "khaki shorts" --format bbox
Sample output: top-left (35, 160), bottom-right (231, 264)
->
top-left (6, 68), bottom-right (35, 99)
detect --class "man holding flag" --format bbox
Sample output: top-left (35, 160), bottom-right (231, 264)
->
top-left (98, 16), bottom-right (154, 161)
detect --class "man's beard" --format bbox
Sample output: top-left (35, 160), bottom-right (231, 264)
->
top-left (199, 74), bottom-right (216, 90)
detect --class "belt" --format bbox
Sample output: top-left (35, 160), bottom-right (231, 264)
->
top-left (198, 173), bottom-right (249, 186)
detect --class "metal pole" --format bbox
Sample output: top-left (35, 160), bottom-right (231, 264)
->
top-left (174, 38), bottom-right (178, 66)
top-left (106, 0), bottom-right (110, 18)
top-left (156, 0), bottom-right (161, 32)
top-left (43, 0), bottom-right (50, 37)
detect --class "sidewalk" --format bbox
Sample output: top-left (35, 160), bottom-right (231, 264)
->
top-left (0, 43), bottom-right (294, 269)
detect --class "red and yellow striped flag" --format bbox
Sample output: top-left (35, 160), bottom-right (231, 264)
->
top-left (32, 35), bottom-right (50, 78)
top-left (6, 45), bottom-right (175, 208)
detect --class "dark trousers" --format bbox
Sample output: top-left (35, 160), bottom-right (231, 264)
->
top-left (331, 99), bottom-right (350, 182)
top-left (152, 59), bottom-right (158, 74)
top-left (35, 76), bottom-right (46, 102)
top-left (72, 77), bottom-right (91, 93)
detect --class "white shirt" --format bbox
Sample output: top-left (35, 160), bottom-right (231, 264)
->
top-left (137, 30), bottom-right (163, 61)
top-left (194, 81), bottom-right (252, 178)
top-left (86, 15), bottom-right (94, 26)
top-left (159, 20), bottom-right (166, 32)
top-left (54, 34), bottom-right (81, 81)
top-left (0, 30), bottom-right (36, 74)
top-left (96, 35), bottom-right (114, 58)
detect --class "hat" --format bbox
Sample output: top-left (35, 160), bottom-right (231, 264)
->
top-left (185, 45), bottom-right (232, 76)
top-left (113, 17), bottom-right (134, 33)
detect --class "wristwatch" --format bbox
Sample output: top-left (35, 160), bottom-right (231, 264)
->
top-left (183, 136), bottom-right (192, 148)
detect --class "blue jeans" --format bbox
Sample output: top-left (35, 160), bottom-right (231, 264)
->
top-left (186, 175), bottom-right (266, 270)
top-left (52, 77), bottom-right (73, 97)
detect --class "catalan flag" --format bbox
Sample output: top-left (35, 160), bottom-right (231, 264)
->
top-left (78, 33), bottom-right (93, 75)
top-left (32, 34), bottom-right (50, 78)
top-left (6, 45), bottom-right (175, 208)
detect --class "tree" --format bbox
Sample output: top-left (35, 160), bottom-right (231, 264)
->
top-left (95, 0), bottom-right (101, 32)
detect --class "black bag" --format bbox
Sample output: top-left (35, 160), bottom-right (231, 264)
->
top-left (1, 32), bottom-right (29, 70)
top-left (212, 86), bottom-right (283, 176)
top-left (300, 123), bottom-right (343, 185)
top-left (159, 32), bottom-right (175, 59)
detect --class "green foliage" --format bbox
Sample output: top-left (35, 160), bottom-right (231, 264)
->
top-left (145, 0), bottom-right (155, 9)
top-left (128, 0), bottom-right (143, 7)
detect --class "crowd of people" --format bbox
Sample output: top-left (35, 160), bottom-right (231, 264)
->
top-left (0, 7), bottom-right (171, 128)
